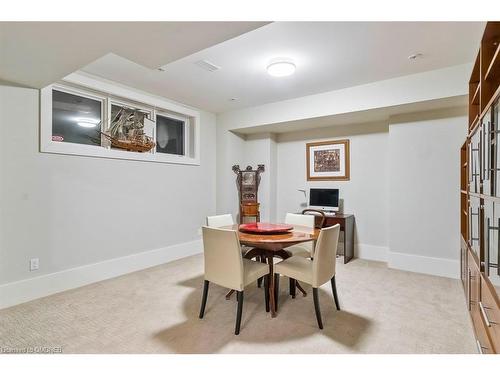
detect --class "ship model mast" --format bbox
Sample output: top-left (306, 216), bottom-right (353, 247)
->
top-left (101, 107), bottom-right (155, 152)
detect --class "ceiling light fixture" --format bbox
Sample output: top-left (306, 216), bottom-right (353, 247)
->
top-left (267, 58), bottom-right (296, 77)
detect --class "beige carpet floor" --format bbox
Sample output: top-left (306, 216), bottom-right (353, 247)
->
top-left (0, 255), bottom-right (476, 354)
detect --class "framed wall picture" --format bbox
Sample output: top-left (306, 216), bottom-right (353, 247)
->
top-left (306, 139), bottom-right (350, 181)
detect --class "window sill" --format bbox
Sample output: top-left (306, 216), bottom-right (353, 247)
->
top-left (41, 141), bottom-right (200, 166)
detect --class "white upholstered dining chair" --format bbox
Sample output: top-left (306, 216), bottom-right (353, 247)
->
top-left (206, 213), bottom-right (264, 289)
top-left (206, 214), bottom-right (234, 228)
top-left (274, 224), bottom-right (341, 329)
top-left (281, 212), bottom-right (317, 299)
top-left (199, 226), bottom-right (269, 335)
top-left (206, 214), bottom-right (247, 255)
top-left (284, 213), bottom-right (316, 258)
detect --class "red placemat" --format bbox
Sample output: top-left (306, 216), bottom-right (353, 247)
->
top-left (239, 223), bottom-right (293, 234)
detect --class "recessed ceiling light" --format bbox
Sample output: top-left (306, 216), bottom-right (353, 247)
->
top-left (267, 58), bottom-right (296, 77)
top-left (229, 98), bottom-right (238, 101)
top-left (408, 53), bottom-right (423, 60)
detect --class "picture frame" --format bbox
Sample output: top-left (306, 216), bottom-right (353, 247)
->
top-left (306, 139), bottom-right (350, 181)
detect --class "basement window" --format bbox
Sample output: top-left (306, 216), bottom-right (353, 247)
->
top-left (40, 74), bottom-right (200, 165)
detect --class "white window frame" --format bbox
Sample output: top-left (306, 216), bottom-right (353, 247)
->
top-left (40, 72), bottom-right (201, 165)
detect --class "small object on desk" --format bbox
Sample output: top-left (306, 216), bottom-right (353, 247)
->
top-left (239, 222), bottom-right (294, 234)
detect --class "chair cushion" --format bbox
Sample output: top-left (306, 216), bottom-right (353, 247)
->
top-left (242, 259), bottom-right (269, 288)
top-left (274, 256), bottom-right (313, 286)
top-left (285, 242), bottom-right (312, 258)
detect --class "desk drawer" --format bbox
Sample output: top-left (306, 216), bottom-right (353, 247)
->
top-left (480, 275), bottom-right (500, 353)
top-left (322, 217), bottom-right (344, 229)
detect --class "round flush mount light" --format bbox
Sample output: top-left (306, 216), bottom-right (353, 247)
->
top-left (267, 58), bottom-right (296, 77)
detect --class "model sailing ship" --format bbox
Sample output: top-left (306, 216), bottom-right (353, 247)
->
top-left (101, 107), bottom-right (155, 152)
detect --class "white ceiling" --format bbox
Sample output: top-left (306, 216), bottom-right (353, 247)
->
top-left (0, 22), bottom-right (268, 88)
top-left (82, 21), bottom-right (485, 113)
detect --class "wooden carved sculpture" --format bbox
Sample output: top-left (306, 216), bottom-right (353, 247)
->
top-left (233, 165), bottom-right (265, 223)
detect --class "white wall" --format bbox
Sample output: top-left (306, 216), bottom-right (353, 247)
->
top-left (242, 133), bottom-right (277, 222)
top-left (215, 128), bottom-right (245, 220)
top-left (0, 85), bottom-right (216, 288)
top-left (276, 123), bottom-right (389, 257)
top-left (388, 108), bottom-right (467, 277)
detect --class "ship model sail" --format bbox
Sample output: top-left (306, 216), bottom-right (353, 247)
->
top-left (101, 107), bottom-right (155, 152)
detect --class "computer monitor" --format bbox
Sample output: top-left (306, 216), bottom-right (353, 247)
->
top-left (308, 188), bottom-right (339, 212)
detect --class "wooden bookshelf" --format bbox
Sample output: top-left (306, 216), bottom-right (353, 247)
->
top-left (462, 21), bottom-right (500, 354)
top-left (484, 42), bottom-right (500, 81)
top-left (469, 52), bottom-right (481, 129)
top-left (480, 22), bottom-right (500, 114)
top-left (471, 83), bottom-right (480, 105)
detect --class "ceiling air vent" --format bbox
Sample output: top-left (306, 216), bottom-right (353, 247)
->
top-left (194, 60), bottom-right (221, 72)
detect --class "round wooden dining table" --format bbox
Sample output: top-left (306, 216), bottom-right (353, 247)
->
top-left (222, 224), bottom-right (320, 318)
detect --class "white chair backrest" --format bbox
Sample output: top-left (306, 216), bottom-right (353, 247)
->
top-left (206, 214), bottom-right (234, 228)
top-left (312, 224), bottom-right (340, 288)
top-left (202, 226), bottom-right (244, 291)
top-left (285, 213), bottom-right (315, 229)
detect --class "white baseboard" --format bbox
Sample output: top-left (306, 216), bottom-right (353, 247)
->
top-left (0, 239), bottom-right (203, 310)
top-left (354, 243), bottom-right (389, 262)
top-left (388, 251), bottom-right (459, 279)
top-left (353, 244), bottom-right (459, 279)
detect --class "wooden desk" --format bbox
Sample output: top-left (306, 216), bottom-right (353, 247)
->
top-left (311, 213), bottom-right (355, 264)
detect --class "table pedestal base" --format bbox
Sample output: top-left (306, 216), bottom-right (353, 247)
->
top-left (225, 248), bottom-right (307, 317)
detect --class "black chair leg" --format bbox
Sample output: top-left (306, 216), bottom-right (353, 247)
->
top-left (312, 287), bottom-right (323, 329)
top-left (289, 278), bottom-right (296, 299)
top-left (274, 273), bottom-right (280, 311)
top-left (264, 274), bottom-right (270, 312)
top-left (235, 291), bottom-right (244, 335)
top-left (257, 256), bottom-right (265, 288)
top-left (331, 276), bottom-right (340, 310)
top-left (199, 280), bottom-right (209, 319)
